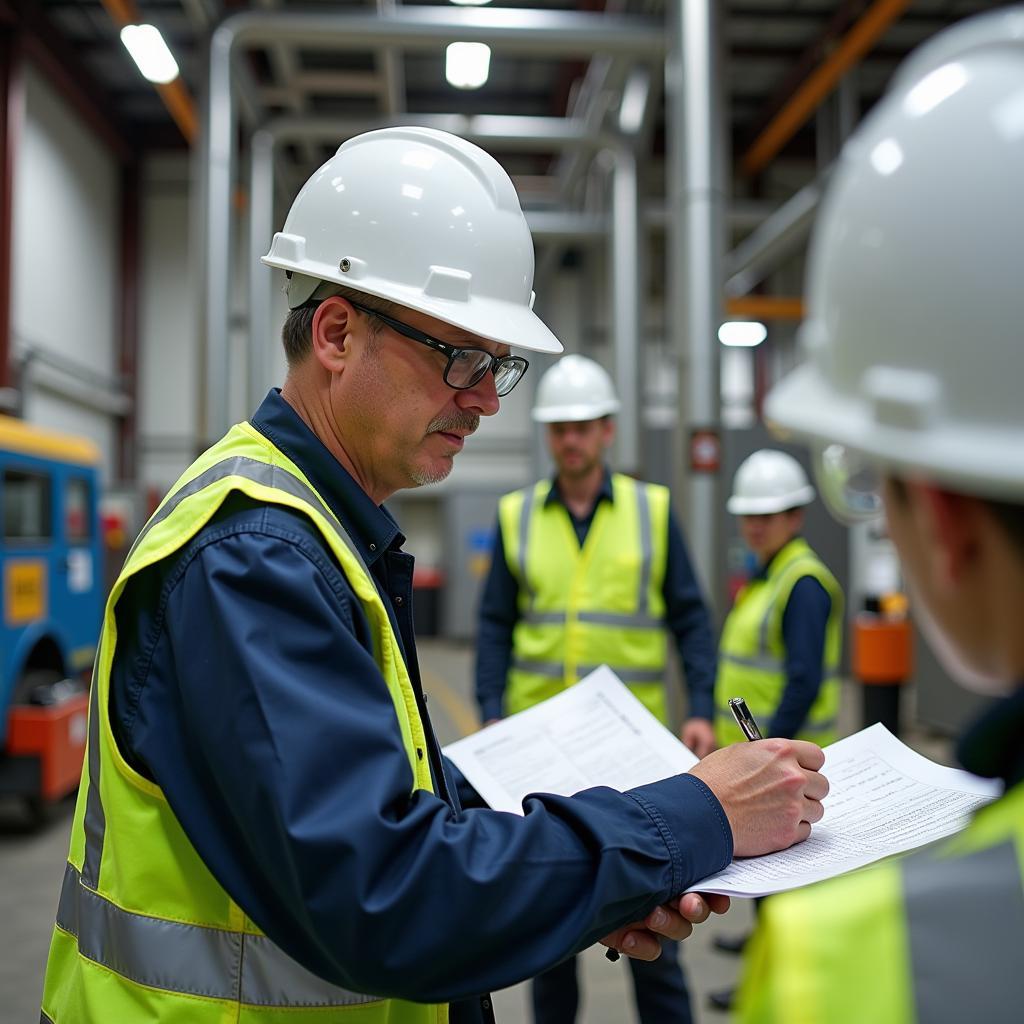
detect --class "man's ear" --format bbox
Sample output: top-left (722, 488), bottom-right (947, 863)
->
top-left (908, 482), bottom-right (983, 590)
top-left (311, 297), bottom-right (356, 373)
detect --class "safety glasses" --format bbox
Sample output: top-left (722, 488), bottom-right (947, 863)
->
top-left (348, 300), bottom-right (529, 397)
top-left (814, 443), bottom-right (885, 524)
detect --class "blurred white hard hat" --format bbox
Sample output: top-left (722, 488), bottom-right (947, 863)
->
top-left (262, 126), bottom-right (563, 355)
top-left (728, 450), bottom-right (816, 515)
top-left (765, 7), bottom-right (1024, 505)
top-left (532, 354), bottom-right (621, 423)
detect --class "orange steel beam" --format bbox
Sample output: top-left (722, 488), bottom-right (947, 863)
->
top-left (100, 0), bottom-right (196, 145)
top-left (740, 0), bottom-right (910, 177)
top-left (725, 295), bottom-right (804, 321)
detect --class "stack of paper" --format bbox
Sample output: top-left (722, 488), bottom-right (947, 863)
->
top-left (443, 666), bottom-right (1000, 897)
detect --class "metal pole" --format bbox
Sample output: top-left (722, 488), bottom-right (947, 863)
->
top-left (610, 147), bottom-right (640, 474)
top-left (667, 0), bottom-right (724, 602)
top-left (203, 24), bottom-right (234, 444)
top-left (248, 129), bottom-right (275, 414)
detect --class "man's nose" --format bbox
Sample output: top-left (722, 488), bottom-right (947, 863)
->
top-left (455, 370), bottom-right (501, 417)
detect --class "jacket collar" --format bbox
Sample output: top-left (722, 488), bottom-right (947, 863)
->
top-left (250, 389), bottom-right (403, 566)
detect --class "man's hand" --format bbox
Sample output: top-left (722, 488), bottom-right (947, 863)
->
top-left (688, 739), bottom-right (828, 857)
top-left (680, 717), bottom-right (716, 758)
top-left (600, 892), bottom-right (731, 961)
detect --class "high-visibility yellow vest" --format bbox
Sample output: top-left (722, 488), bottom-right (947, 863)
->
top-left (714, 537), bottom-right (842, 745)
top-left (499, 474), bottom-right (672, 723)
top-left (738, 780), bottom-right (1024, 1023)
top-left (41, 421), bottom-right (446, 1024)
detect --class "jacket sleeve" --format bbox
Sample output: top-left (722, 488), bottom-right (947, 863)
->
top-left (663, 502), bottom-right (719, 720)
top-left (474, 516), bottom-right (519, 721)
top-left (134, 526), bottom-right (731, 1004)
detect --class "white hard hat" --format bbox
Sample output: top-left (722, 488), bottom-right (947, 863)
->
top-left (262, 126), bottom-right (563, 355)
top-left (531, 354), bottom-right (621, 423)
top-left (727, 450), bottom-right (816, 515)
top-left (765, 8), bottom-right (1024, 505)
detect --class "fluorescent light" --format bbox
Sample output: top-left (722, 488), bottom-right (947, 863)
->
top-left (718, 321), bottom-right (767, 347)
top-left (446, 42), bottom-right (491, 90)
top-left (449, 0), bottom-right (492, 5)
top-left (120, 24), bottom-right (179, 85)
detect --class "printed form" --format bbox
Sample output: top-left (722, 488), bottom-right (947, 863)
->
top-left (444, 666), bottom-right (1001, 897)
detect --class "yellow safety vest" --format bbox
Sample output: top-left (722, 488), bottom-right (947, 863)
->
top-left (738, 781), bottom-right (1024, 1023)
top-left (499, 474), bottom-right (672, 723)
top-left (714, 537), bottom-right (842, 746)
top-left (41, 421), bottom-right (446, 1024)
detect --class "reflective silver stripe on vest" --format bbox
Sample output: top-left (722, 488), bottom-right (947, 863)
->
top-left (129, 455), bottom-right (372, 585)
top-left (41, 1013), bottom-right (55, 1024)
top-left (511, 658), bottom-right (663, 684)
top-left (56, 863), bottom-right (379, 1007)
top-left (719, 652), bottom-right (784, 673)
top-left (904, 840), bottom-right (1024, 1023)
top-left (81, 642), bottom-right (105, 890)
top-left (523, 610), bottom-right (662, 629)
top-left (634, 481), bottom-right (652, 620)
top-left (517, 485), bottom-right (537, 606)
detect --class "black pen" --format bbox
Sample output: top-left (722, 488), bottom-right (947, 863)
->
top-left (728, 697), bottom-right (763, 741)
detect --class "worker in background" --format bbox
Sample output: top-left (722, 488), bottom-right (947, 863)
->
top-left (706, 449), bottom-right (843, 1011)
top-left (41, 127), bottom-right (829, 1024)
top-left (738, 8), bottom-right (1024, 1021)
top-left (715, 451), bottom-right (843, 750)
top-left (475, 353), bottom-right (718, 1024)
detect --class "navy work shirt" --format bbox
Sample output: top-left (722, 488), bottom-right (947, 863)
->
top-left (109, 390), bottom-right (731, 1023)
top-left (475, 470), bottom-right (718, 724)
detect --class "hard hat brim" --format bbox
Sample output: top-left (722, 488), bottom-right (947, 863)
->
top-left (261, 256), bottom-right (564, 356)
top-left (726, 488), bottom-right (815, 515)
top-left (532, 399), bottom-right (621, 423)
top-left (766, 362), bottom-right (1024, 503)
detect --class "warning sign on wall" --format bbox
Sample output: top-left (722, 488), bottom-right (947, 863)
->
top-left (689, 429), bottom-right (721, 473)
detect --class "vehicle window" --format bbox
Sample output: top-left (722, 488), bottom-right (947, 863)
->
top-left (66, 476), bottom-right (92, 543)
top-left (2, 469), bottom-right (53, 541)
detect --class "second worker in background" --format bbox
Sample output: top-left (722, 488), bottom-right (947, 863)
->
top-left (475, 353), bottom-right (719, 1024)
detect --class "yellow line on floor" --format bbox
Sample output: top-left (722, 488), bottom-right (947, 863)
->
top-left (421, 668), bottom-right (481, 739)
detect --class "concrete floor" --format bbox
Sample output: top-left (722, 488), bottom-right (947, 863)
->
top-left (1, 637), bottom-right (954, 1022)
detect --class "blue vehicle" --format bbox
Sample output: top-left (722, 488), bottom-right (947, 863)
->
top-left (0, 416), bottom-right (103, 816)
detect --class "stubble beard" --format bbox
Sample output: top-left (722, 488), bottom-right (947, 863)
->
top-left (408, 409), bottom-right (481, 487)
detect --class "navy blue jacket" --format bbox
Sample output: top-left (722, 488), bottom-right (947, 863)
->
top-left (109, 390), bottom-right (731, 1023)
top-left (475, 471), bottom-right (718, 723)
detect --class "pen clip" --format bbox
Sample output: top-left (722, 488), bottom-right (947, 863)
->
top-left (728, 697), bottom-right (763, 742)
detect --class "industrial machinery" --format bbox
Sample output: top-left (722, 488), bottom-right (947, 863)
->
top-left (0, 416), bottom-right (102, 823)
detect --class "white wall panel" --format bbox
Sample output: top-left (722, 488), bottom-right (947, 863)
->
top-left (138, 153), bottom-right (196, 496)
top-left (12, 63), bottom-right (120, 480)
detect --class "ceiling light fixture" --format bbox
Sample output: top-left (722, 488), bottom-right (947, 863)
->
top-left (445, 42), bottom-right (491, 90)
top-left (120, 24), bottom-right (180, 85)
top-left (718, 321), bottom-right (768, 347)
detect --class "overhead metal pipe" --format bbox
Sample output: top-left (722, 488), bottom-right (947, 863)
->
top-left (740, 0), bottom-right (910, 177)
top-left (724, 177), bottom-right (824, 297)
top-left (667, 0), bottom-right (724, 601)
top-left (206, 8), bottom-right (663, 442)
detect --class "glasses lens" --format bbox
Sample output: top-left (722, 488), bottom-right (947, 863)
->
top-left (814, 443), bottom-right (884, 524)
top-left (493, 357), bottom-right (528, 397)
top-left (446, 348), bottom-right (492, 389)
